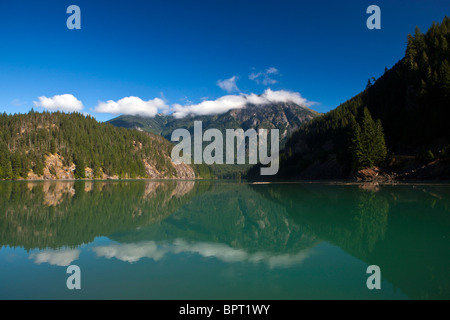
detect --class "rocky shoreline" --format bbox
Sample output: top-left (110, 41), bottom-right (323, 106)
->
top-left (354, 160), bottom-right (450, 183)
top-left (3, 155), bottom-right (450, 182)
top-left (16, 153), bottom-right (197, 181)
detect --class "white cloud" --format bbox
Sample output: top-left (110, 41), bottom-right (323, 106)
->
top-left (217, 76), bottom-right (239, 93)
top-left (33, 94), bottom-right (84, 112)
top-left (249, 67), bottom-right (280, 85)
top-left (262, 89), bottom-right (310, 106)
top-left (266, 67), bottom-right (279, 75)
top-left (172, 89), bottom-right (313, 118)
top-left (29, 249), bottom-right (80, 267)
top-left (172, 94), bottom-right (247, 118)
top-left (93, 88), bottom-right (313, 119)
top-left (95, 96), bottom-right (168, 117)
top-left (11, 98), bottom-right (25, 107)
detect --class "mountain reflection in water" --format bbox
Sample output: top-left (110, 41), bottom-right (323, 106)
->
top-left (0, 181), bottom-right (449, 299)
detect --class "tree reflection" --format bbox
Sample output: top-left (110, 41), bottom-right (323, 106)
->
top-left (0, 181), bottom-right (202, 250)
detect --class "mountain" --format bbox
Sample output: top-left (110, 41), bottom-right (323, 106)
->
top-left (108, 102), bottom-right (319, 179)
top-left (257, 17), bottom-right (450, 180)
top-left (108, 102), bottom-right (320, 145)
top-left (0, 111), bottom-right (195, 180)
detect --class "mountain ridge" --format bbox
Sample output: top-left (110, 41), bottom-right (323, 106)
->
top-left (107, 101), bottom-right (320, 146)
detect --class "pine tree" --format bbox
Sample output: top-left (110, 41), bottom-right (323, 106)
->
top-left (74, 156), bottom-right (86, 179)
top-left (3, 161), bottom-right (13, 180)
top-left (33, 156), bottom-right (44, 176)
top-left (350, 108), bottom-right (388, 169)
top-left (348, 115), bottom-right (363, 170)
top-left (50, 139), bottom-right (57, 154)
top-left (440, 59), bottom-right (450, 97)
top-left (360, 108), bottom-right (377, 168)
top-left (374, 119), bottom-right (388, 164)
top-left (406, 34), bottom-right (418, 72)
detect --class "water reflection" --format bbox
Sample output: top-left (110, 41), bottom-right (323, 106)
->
top-left (0, 181), bottom-right (200, 250)
top-left (0, 180), bottom-right (449, 299)
top-left (29, 248), bottom-right (80, 267)
top-left (249, 182), bottom-right (450, 300)
top-left (93, 240), bottom-right (313, 269)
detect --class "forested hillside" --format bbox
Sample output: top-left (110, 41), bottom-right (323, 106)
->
top-left (266, 17), bottom-right (450, 180)
top-left (0, 111), bottom-right (195, 180)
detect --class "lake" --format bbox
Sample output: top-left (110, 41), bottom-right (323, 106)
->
top-left (0, 180), bottom-right (449, 300)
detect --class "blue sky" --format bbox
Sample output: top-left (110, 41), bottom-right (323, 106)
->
top-left (0, 0), bottom-right (449, 122)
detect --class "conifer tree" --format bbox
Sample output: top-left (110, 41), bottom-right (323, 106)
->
top-left (349, 108), bottom-right (387, 170)
top-left (348, 115), bottom-right (363, 170)
top-left (360, 108), bottom-right (377, 168)
top-left (74, 155), bottom-right (86, 179)
top-left (33, 156), bottom-right (44, 176)
top-left (440, 60), bottom-right (450, 97)
top-left (50, 139), bottom-right (57, 154)
top-left (374, 119), bottom-right (388, 164)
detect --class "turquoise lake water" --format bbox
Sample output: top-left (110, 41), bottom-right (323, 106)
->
top-left (0, 180), bottom-right (449, 300)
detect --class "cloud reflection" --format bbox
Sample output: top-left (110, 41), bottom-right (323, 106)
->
top-left (29, 249), bottom-right (80, 267)
top-left (93, 239), bottom-right (312, 269)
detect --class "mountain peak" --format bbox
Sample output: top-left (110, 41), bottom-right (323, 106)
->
top-left (108, 101), bottom-right (319, 144)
